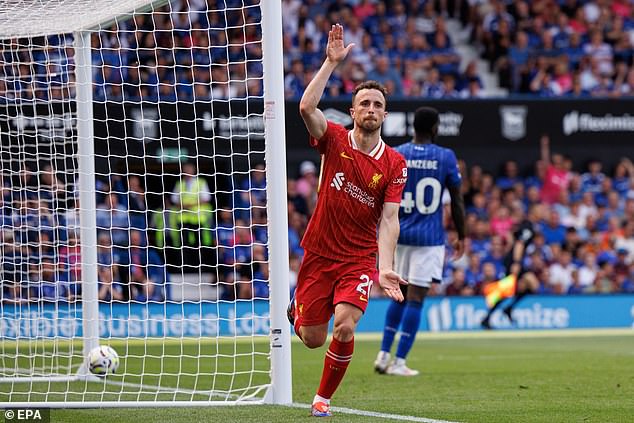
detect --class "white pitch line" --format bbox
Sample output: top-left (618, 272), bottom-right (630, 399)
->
top-left (289, 402), bottom-right (460, 423)
top-left (350, 327), bottom-right (634, 342)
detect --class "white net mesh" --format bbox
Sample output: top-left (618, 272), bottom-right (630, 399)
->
top-left (0, 0), bottom-right (274, 405)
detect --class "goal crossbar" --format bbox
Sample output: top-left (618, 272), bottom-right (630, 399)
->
top-left (0, 0), bottom-right (169, 38)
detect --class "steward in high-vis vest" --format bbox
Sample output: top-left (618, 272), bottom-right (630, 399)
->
top-left (170, 163), bottom-right (214, 248)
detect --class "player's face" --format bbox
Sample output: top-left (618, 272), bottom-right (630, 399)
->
top-left (350, 89), bottom-right (387, 133)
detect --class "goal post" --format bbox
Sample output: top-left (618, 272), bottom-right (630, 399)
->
top-left (261, 0), bottom-right (292, 406)
top-left (75, 29), bottom-right (101, 377)
top-left (0, 0), bottom-right (291, 407)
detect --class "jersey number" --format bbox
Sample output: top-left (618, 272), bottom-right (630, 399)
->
top-left (356, 274), bottom-right (372, 297)
top-left (400, 177), bottom-right (442, 215)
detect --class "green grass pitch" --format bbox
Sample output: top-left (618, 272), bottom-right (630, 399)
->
top-left (2, 330), bottom-right (633, 422)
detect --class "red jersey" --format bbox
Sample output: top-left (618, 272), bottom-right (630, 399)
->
top-left (301, 121), bottom-right (407, 262)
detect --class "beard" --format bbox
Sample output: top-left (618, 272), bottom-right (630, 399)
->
top-left (357, 117), bottom-right (381, 133)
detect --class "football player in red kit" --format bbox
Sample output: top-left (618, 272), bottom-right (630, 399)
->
top-left (287, 23), bottom-right (408, 417)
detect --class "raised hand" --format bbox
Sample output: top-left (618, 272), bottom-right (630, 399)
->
top-left (326, 23), bottom-right (355, 64)
top-left (379, 269), bottom-right (407, 302)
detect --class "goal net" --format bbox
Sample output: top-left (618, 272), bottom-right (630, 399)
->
top-left (0, 0), bottom-right (291, 407)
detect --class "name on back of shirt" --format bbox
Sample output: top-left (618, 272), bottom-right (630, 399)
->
top-left (406, 159), bottom-right (438, 170)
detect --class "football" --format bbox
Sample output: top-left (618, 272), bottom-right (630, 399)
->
top-left (87, 346), bottom-right (120, 376)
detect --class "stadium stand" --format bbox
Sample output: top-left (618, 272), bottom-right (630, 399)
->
top-left (0, 1), bottom-right (633, 305)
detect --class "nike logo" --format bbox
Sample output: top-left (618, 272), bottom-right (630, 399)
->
top-left (359, 295), bottom-right (367, 302)
top-left (340, 151), bottom-right (354, 160)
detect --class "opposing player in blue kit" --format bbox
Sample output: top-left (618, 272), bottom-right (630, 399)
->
top-left (374, 106), bottom-right (466, 376)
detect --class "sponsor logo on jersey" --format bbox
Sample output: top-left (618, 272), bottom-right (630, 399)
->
top-left (330, 172), bottom-right (345, 190)
top-left (393, 167), bottom-right (408, 184)
top-left (331, 171), bottom-right (375, 207)
top-left (340, 151), bottom-right (354, 160)
top-left (344, 181), bottom-right (375, 208)
top-left (368, 173), bottom-right (383, 188)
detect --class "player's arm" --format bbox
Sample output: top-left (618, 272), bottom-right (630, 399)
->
top-left (378, 202), bottom-right (406, 302)
top-left (448, 184), bottom-right (466, 259)
top-left (299, 24), bottom-right (354, 140)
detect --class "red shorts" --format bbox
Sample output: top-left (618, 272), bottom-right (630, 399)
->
top-left (293, 250), bottom-right (377, 328)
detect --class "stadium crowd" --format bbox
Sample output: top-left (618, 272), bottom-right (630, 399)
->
top-left (282, 0), bottom-right (634, 98)
top-left (287, 140), bottom-right (634, 298)
top-left (3, 1), bottom-right (634, 101)
top-left (1, 0), bottom-right (634, 305)
top-left (1, 133), bottom-right (634, 304)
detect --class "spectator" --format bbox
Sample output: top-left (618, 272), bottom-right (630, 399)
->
top-left (541, 210), bottom-right (567, 246)
top-left (240, 163), bottom-right (267, 206)
top-left (287, 179), bottom-right (308, 217)
top-left (482, 236), bottom-right (507, 278)
top-left (421, 68), bottom-right (444, 98)
top-left (445, 268), bottom-right (474, 296)
top-left (170, 162), bottom-right (213, 249)
top-left (98, 265), bottom-right (124, 302)
top-left (128, 230), bottom-right (155, 301)
top-left (577, 251), bottom-right (599, 289)
top-left (466, 192), bottom-right (488, 220)
top-left (583, 30), bottom-right (613, 77)
top-left (612, 158), bottom-right (634, 198)
top-left (589, 260), bottom-right (617, 293)
top-left (548, 249), bottom-right (576, 293)
top-left (127, 175), bottom-right (147, 230)
top-left (490, 205), bottom-right (514, 240)
top-left (614, 221), bottom-right (634, 263)
top-left (252, 261), bottom-right (270, 299)
top-left (29, 258), bottom-right (60, 302)
top-left (431, 31), bottom-right (460, 76)
top-left (284, 58), bottom-right (305, 98)
top-left (58, 232), bottom-right (81, 293)
top-left (539, 135), bottom-right (571, 204)
top-left (496, 160), bottom-right (522, 190)
top-left (296, 160), bottom-right (318, 211)
top-left (464, 253), bottom-right (483, 288)
top-left (367, 55), bottom-right (403, 96)
top-left (96, 192), bottom-right (130, 247)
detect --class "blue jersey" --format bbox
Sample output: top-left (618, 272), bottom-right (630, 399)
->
top-left (394, 142), bottom-right (462, 246)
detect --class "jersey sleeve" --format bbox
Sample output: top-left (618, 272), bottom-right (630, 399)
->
top-left (384, 154), bottom-right (407, 204)
top-left (309, 121), bottom-right (347, 154)
top-left (445, 149), bottom-right (462, 188)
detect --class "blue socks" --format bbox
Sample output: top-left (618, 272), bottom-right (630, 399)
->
top-left (395, 301), bottom-right (423, 359)
top-left (380, 300), bottom-right (405, 353)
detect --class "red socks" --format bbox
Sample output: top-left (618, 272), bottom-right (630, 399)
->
top-left (317, 337), bottom-right (354, 400)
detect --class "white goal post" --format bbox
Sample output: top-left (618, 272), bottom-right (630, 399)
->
top-left (0, 0), bottom-right (291, 407)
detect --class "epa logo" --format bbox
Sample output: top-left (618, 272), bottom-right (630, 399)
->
top-left (330, 172), bottom-right (345, 190)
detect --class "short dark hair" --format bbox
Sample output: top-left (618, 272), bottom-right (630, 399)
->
top-left (351, 80), bottom-right (387, 105)
top-left (413, 106), bottom-right (439, 136)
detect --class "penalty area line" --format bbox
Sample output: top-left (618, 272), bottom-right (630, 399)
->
top-left (288, 402), bottom-right (460, 423)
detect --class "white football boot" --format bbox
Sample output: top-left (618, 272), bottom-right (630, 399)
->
top-left (373, 351), bottom-right (391, 374)
top-left (386, 358), bottom-right (420, 376)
